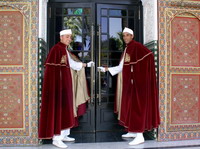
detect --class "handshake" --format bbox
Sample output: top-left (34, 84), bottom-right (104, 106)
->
top-left (86, 61), bottom-right (95, 67)
top-left (97, 66), bottom-right (108, 72)
top-left (85, 61), bottom-right (108, 72)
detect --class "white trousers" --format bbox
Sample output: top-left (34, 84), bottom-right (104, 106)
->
top-left (53, 129), bottom-right (70, 141)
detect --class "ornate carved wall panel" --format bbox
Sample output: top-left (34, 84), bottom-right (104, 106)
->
top-left (0, 74), bottom-right (24, 128)
top-left (171, 74), bottom-right (200, 125)
top-left (0, 0), bottom-right (38, 146)
top-left (171, 16), bottom-right (199, 67)
top-left (0, 11), bottom-right (23, 65)
top-left (158, 0), bottom-right (200, 141)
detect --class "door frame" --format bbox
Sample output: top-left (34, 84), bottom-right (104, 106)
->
top-left (47, 0), bottom-right (143, 50)
top-left (95, 3), bottom-right (142, 131)
top-left (47, 0), bottom-right (143, 133)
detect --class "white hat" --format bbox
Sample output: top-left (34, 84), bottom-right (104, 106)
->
top-left (60, 29), bottom-right (72, 36)
top-left (123, 27), bottom-right (134, 35)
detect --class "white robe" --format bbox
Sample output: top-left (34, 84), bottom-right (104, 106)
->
top-left (108, 49), bottom-right (126, 76)
top-left (66, 50), bottom-right (83, 71)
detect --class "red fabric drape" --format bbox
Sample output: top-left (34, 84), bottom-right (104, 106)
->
top-left (116, 40), bottom-right (160, 132)
top-left (39, 42), bottom-right (85, 139)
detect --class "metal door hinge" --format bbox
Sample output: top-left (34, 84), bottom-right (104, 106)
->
top-left (138, 9), bottom-right (140, 20)
top-left (48, 7), bottom-right (51, 19)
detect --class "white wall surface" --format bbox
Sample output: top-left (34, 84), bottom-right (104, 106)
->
top-left (142, 0), bottom-right (158, 44)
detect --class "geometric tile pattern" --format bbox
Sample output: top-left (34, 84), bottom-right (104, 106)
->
top-left (0, 74), bottom-right (23, 128)
top-left (38, 38), bottom-right (47, 114)
top-left (171, 74), bottom-right (200, 124)
top-left (145, 40), bottom-right (159, 81)
top-left (158, 0), bottom-right (200, 141)
top-left (0, 11), bottom-right (23, 65)
top-left (171, 17), bottom-right (200, 67)
top-left (0, 0), bottom-right (39, 146)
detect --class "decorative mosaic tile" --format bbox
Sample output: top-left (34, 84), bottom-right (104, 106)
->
top-left (158, 0), bottom-right (200, 141)
top-left (0, 0), bottom-right (39, 146)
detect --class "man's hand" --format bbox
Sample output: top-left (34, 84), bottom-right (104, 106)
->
top-left (82, 63), bottom-right (87, 67)
top-left (97, 66), bottom-right (106, 72)
top-left (87, 61), bottom-right (95, 67)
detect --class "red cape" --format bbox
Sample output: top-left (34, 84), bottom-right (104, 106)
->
top-left (115, 40), bottom-right (160, 132)
top-left (39, 42), bottom-right (87, 139)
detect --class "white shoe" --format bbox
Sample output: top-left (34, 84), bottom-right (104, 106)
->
top-left (122, 132), bottom-right (137, 138)
top-left (52, 140), bottom-right (68, 148)
top-left (62, 136), bottom-right (75, 142)
top-left (129, 133), bottom-right (144, 145)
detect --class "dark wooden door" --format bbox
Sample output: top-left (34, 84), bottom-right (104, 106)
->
top-left (47, 1), bottom-right (143, 134)
top-left (96, 4), bottom-right (141, 131)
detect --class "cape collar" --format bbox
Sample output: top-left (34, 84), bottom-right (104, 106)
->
top-left (126, 40), bottom-right (135, 47)
top-left (58, 42), bottom-right (67, 48)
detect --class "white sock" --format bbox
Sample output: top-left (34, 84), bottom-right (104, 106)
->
top-left (136, 133), bottom-right (143, 137)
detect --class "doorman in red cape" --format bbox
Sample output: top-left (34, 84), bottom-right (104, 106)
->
top-left (39, 29), bottom-right (94, 148)
top-left (98, 27), bottom-right (160, 146)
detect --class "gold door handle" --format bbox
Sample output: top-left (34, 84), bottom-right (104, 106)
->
top-left (90, 24), bottom-right (95, 104)
top-left (98, 24), bottom-right (102, 105)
